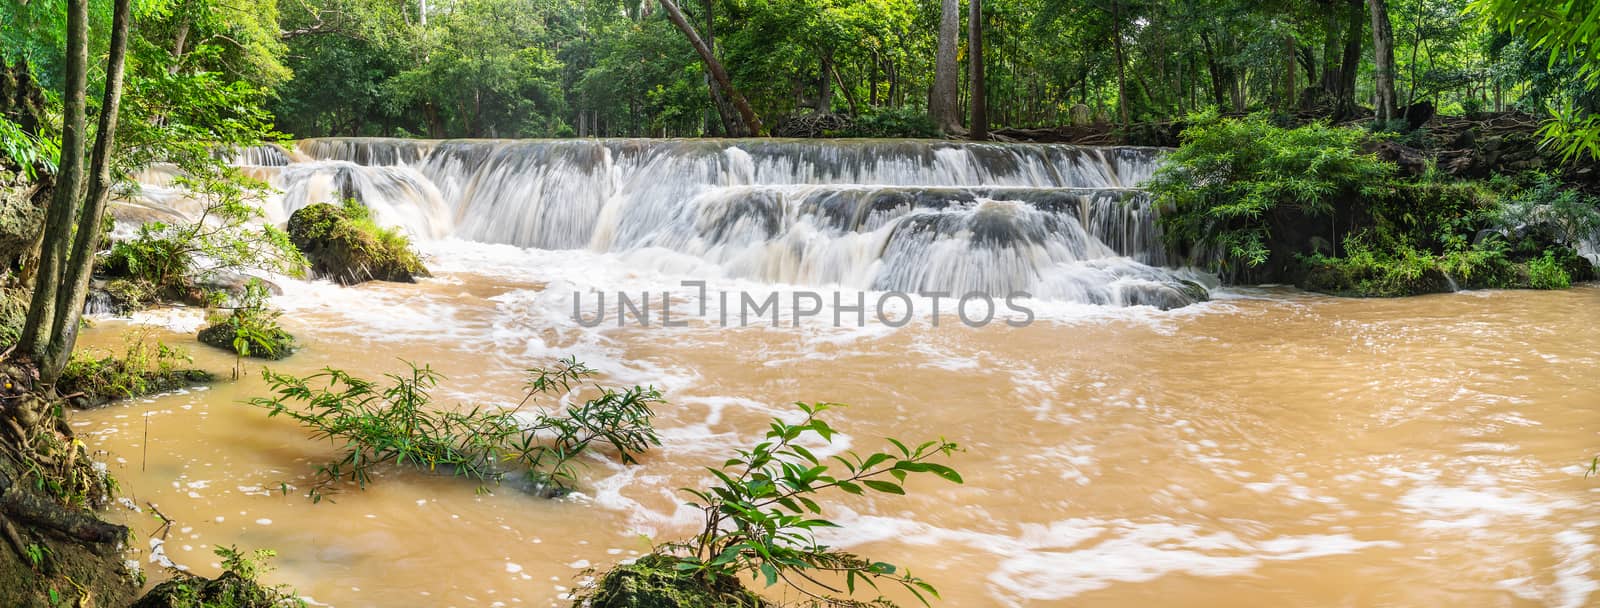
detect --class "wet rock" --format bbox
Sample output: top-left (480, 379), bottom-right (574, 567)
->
top-left (197, 322), bottom-right (297, 360)
top-left (287, 202), bottom-right (430, 285)
top-left (577, 554), bottom-right (771, 608)
top-left (193, 271), bottom-right (282, 307)
top-left (130, 572), bottom-right (283, 608)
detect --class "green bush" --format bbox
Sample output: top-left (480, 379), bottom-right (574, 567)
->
top-left (835, 107), bottom-right (941, 139)
top-left (1493, 171), bottom-right (1600, 247)
top-left (1148, 111), bottom-right (1394, 274)
top-left (99, 166), bottom-right (304, 298)
top-left (250, 357), bottom-right (660, 501)
top-left (0, 116), bottom-right (58, 180)
top-left (130, 546), bottom-right (304, 608)
top-left (198, 279), bottom-right (296, 361)
top-left (582, 403), bottom-right (960, 608)
top-left (1527, 251), bottom-right (1573, 289)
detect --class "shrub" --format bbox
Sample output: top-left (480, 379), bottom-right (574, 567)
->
top-left (250, 357), bottom-right (661, 501)
top-left (1148, 111), bottom-right (1394, 275)
top-left (0, 116), bottom-right (58, 180)
top-left (581, 403), bottom-right (961, 608)
top-left (100, 166), bottom-right (304, 297)
top-left (1527, 251), bottom-right (1573, 289)
top-left (1493, 172), bottom-right (1600, 247)
top-left (198, 279), bottom-right (296, 362)
top-left (835, 107), bottom-right (941, 139)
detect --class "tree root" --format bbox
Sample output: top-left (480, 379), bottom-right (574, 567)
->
top-left (0, 469), bottom-right (126, 546)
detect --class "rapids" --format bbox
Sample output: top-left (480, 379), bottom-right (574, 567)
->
top-left (76, 138), bottom-right (1600, 608)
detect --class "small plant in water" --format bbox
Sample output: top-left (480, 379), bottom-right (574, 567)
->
top-left (250, 356), bottom-right (661, 501)
top-left (199, 279), bottom-right (297, 377)
top-left (580, 402), bottom-right (961, 608)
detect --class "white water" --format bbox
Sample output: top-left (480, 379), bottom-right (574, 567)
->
top-left (138, 138), bottom-right (1208, 309)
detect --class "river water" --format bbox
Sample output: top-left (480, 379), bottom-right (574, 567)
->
top-left (73, 139), bottom-right (1600, 607)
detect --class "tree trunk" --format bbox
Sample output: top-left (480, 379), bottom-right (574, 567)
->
top-left (1112, 0), bottom-right (1130, 126)
top-left (1321, 6), bottom-right (1342, 94)
top-left (697, 0), bottom-right (740, 137)
top-left (18, 0), bottom-right (90, 378)
top-left (1337, 0), bottom-right (1364, 119)
top-left (659, 0), bottom-right (761, 135)
top-left (45, 0), bottom-right (131, 376)
top-left (969, 0), bottom-right (987, 139)
top-left (930, 0), bottom-right (962, 133)
top-left (816, 54), bottom-right (833, 112)
top-left (1368, 0), bottom-right (1397, 122)
top-left (1284, 33), bottom-right (1297, 112)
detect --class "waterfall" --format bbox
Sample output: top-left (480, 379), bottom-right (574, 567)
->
top-left (139, 137), bottom-right (1211, 308)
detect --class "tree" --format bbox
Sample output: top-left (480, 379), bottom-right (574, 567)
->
top-left (1368, 0), bottom-right (1398, 121)
top-left (969, 0), bottom-right (987, 138)
top-left (930, 0), bottom-right (962, 133)
top-left (658, 0), bottom-right (763, 136)
top-left (19, 0), bottom-right (131, 384)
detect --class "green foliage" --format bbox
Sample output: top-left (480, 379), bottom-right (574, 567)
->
top-left (249, 357), bottom-right (662, 502)
top-left (58, 329), bottom-right (212, 405)
top-left (1527, 250), bottom-right (1572, 289)
top-left (834, 107), bottom-right (940, 139)
top-left (651, 402), bottom-right (960, 607)
top-left (102, 167), bottom-right (305, 294)
top-left (0, 117), bottom-right (58, 180)
top-left (134, 545), bottom-right (305, 608)
top-left (1494, 171), bottom-right (1600, 245)
top-left (1472, 0), bottom-right (1600, 161)
top-left (1149, 112), bottom-right (1395, 272)
top-left (199, 279), bottom-right (296, 364)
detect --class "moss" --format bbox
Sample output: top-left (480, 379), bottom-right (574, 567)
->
top-left (577, 554), bottom-right (771, 608)
top-left (57, 342), bottom-right (215, 409)
top-left (287, 201), bottom-right (429, 285)
top-left (197, 322), bottom-right (297, 360)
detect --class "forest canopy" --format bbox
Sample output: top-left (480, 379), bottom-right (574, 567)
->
top-left (3, 0), bottom-right (1596, 147)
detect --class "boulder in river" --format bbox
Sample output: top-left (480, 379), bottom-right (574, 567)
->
top-left (287, 202), bottom-right (430, 285)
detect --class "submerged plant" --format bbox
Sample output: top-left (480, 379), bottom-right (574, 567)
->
top-left (250, 357), bottom-right (661, 501)
top-left (581, 402), bottom-right (962, 608)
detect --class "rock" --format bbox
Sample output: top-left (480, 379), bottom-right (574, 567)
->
top-left (1363, 140), bottom-right (1428, 177)
top-left (1449, 128), bottom-right (1476, 149)
top-left (130, 572), bottom-right (283, 608)
top-left (193, 271), bottom-right (282, 307)
top-left (1069, 103), bottom-right (1092, 127)
top-left (577, 554), bottom-right (771, 608)
top-left (1398, 100), bottom-right (1434, 131)
top-left (287, 202), bottom-right (430, 285)
top-left (1119, 280), bottom-right (1209, 310)
top-left (197, 322), bottom-right (297, 360)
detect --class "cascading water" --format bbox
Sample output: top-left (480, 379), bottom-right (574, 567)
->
top-left (128, 137), bottom-right (1211, 308)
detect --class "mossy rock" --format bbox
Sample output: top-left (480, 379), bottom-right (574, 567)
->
top-left (287, 202), bottom-right (429, 285)
top-left (1299, 262), bottom-right (1456, 297)
top-left (578, 554), bottom-right (771, 608)
top-left (130, 572), bottom-right (285, 608)
top-left (197, 322), bottom-right (297, 360)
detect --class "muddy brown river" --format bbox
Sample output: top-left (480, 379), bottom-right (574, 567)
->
top-left (74, 239), bottom-right (1600, 608)
top-left (84, 137), bottom-right (1600, 607)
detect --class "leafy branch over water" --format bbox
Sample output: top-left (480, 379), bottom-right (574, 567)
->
top-left (581, 402), bottom-right (962, 608)
top-left (249, 357), bottom-right (661, 502)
